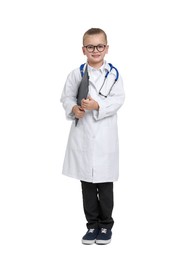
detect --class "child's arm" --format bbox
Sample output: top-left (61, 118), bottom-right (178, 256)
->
top-left (60, 69), bottom-right (81, 120)
top-left (92, 76), bottom-right (125, 121)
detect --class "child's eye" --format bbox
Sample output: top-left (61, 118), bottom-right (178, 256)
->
top-left (87, 45), bottom-right (94, 51)
top-left (97, 45), bottom-right (105, 51)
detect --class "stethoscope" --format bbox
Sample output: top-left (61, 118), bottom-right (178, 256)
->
top-left (80, 63), bottom-right (119, 98)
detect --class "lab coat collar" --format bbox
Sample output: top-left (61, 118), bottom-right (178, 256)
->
top-left (87, 60), bottom-right (110, 74)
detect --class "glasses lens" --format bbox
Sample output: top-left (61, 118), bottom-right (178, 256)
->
top-left (86, 45), bottom-right (94, 52)
top-left (97, 45), bottom-right (105, 52)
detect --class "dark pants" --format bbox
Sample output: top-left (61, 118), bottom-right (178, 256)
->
top-left (81, 181), bottom-right (114, 230)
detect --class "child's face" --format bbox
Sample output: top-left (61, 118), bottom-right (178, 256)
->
top-left (82, 33), bottom-right (109, 68)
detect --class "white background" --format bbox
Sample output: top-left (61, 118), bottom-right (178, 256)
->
top-left (0, 0), bottom-right (186, 259)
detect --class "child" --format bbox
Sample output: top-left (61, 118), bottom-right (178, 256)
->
top-left (60, 28), bottom-right (125, 245)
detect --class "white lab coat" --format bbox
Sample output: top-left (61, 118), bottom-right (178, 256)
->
top-left (60, 61), bottom-right (125, 183)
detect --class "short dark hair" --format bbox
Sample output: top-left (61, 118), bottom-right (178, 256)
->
top-left (83, 28), bottom-right (107, 45)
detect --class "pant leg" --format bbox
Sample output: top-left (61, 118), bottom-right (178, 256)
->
top-left (81, 181), bottom-right (99, 229)
top-left (97, 182), bottom-right (114, 230)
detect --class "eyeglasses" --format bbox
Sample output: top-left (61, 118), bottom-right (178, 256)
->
top-left (83, 44), bottom-right (106, 53)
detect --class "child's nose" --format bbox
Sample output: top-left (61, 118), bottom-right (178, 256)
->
top-left (93, 46), bottom-right (99, 53)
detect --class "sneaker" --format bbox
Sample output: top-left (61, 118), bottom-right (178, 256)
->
top-left (96, 228), bottom-right (112, 245)
top-left (82, 228), bottom-right (99, 245)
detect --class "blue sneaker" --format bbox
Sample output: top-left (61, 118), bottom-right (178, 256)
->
top-left (82, 228), bottom-right (99, 245)
top-left (96, 228), bottom-right (112, 245)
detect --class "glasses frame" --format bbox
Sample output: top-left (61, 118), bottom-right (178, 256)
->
top-left (83, 44), bottom-right (106, 53)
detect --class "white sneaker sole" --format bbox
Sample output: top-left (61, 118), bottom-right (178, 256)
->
top-left (96, 239), bottom-right (111, 245)
top-left (82, 239), bottom-right (96, 245)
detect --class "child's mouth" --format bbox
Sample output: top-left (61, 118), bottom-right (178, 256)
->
top-left (92, 54), bottom-right (100, 58)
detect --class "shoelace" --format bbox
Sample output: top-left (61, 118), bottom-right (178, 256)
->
top-left (101, 228), bottom-right (107, 234)
top-left (88, 229), bottom-right (95, 233)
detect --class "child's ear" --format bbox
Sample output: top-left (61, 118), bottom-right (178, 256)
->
top-left (106, 45), bottom-right (109, 54)
top-left (82, 47), bottom-right (86, 55)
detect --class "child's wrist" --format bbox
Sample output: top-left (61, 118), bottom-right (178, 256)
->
top-left (94, 101), bottom-right (99, 111)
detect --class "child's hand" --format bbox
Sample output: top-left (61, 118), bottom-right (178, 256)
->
top-left (72, 105), bottom-right (85, 118)
top-left (81, 96), bottom-right (99, 111)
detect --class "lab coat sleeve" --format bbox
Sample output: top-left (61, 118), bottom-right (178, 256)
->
top-left (93, 76), bottom-right (125, 121)
top-left (60, 69), bottom-right (80, 120)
